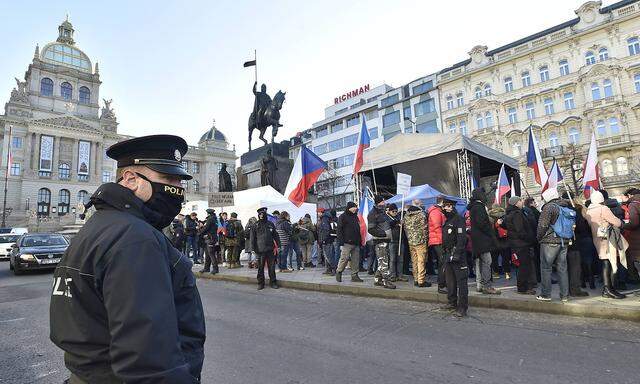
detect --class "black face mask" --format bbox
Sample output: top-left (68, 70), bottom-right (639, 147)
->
top-left (135, 173), bottom-right (185, 229)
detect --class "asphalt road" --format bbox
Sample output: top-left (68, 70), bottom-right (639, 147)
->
top-left (1, 262), bottom-right (639, 384)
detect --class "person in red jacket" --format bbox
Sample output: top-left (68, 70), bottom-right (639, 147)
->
top-left (428, 196), bottom-right (447, 293)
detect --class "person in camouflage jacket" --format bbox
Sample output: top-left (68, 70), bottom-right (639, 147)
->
top-left (404, 205), bottom-right (430, 287)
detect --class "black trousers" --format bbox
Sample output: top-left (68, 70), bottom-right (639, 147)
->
top-left (202, 243), bottom-right (219, 273)
top-left (445, 261), bottom-right (469, 311)
top-left (567, 249), bottom-right (583, 294)
top-left (492, 247), bottom-right (512, 274)
top-left (429, 245), bottom-right (445, 288)
top-left (513, 246), bottom-right (535, 292)
top-left (257, 251), bottom-right (277, 286)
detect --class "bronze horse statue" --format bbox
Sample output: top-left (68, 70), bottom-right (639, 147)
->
top-left (248, 90), bottom-right (285, 150)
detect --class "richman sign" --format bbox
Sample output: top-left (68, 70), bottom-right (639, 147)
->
top-left (334, 84), bottom-right (370, 104)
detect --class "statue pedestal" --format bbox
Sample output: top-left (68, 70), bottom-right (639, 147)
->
top-left (237, 142), bottom-right (293, 193)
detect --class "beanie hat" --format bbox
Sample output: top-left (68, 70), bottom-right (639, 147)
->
top-left (386, 203), bottom-right (398, 211)
top-left (374, 195), bottom-right (385, 205)
top-left (508, 196), bottom-right (521, 206)
top-left (346, 201), bottom-right (357, 210)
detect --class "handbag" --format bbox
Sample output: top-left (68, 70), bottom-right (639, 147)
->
top-left (596, 208), bottom-right (610, 239)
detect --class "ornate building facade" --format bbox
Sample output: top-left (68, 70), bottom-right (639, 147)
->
top-left (437, 0), bottom-right (640, 196)
top-left (0, 19), bottom-right (236, 227)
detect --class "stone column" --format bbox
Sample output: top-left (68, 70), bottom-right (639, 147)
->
top-left (33, 133), bottom-right (41, 171)
top-left (71, 138), bottom-right (79, 179)
top-left (24, 130), bottom-right (32, 171)
top-left (52, 136), bottom-right (60, 177)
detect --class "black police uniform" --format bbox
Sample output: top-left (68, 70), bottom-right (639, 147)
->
top-left (442, 206), bottom-right (469, 315)
top-left (50, 135), bottom-right (205, 383)
top-left (200, 209), bottom-right (219, 273)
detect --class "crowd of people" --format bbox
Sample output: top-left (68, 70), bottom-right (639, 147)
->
top-left (164, 186), bottom-right (640, 316)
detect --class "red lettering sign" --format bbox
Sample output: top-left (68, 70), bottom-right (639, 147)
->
top-left (333, 84), bottom-right (370, 104)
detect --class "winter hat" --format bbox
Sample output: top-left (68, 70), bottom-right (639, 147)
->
top-left (374, 195), bottom-right (385, 205)
top-left (541, 188), bottom-right (559, 202)
top-left (346, 201), bottom-right (357, 210)
top-left (590, 190), bottom-right (605, 205)
top-left (408, 205), bottom-right (421, 212)
top-left (386, 203), bottom-right (398, 211)
top-left (508, 196), bottom-right (521, 206)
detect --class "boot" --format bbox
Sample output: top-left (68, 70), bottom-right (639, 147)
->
top-left (602, 286), bottom-right (622, 299)
top-left (383, 281), bottom-right (396, 289)
top-left (335, 271), bottom-right (342, 282)
top-left (418, 282), bottom-right (431, 288)
top-left (198, 269), bottom-right (210, 273)
top-left (257, 283), bottom-right (265, 291)
top-left (602, 260), bottom-right (624, 299)
top-left (270, 281), bottom-right (279, 289)
top-left (374, 279), bottom-right (384, 287)
top-left (396, 275), bottom-right (408, 282)
top-left (351, 274), bottom-right (363, 283)
top-left (454, 308), bottom-right (467, 318)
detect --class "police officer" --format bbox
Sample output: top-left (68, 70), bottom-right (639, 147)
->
top-left (251, 207), bottom-right (280, 290)
top-left (50, 135), bottom-right (206, 383)
top-left (200, 208), bottom-right (219, 274)
top-left (442, 198), bottom-right (469, 317)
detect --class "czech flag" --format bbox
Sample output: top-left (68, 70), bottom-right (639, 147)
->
top-left (542, 159), bottom-right (563, 193)
top-left (582, 132), bottom-right (600, 198)
top-left (494, 164), bottom-right (511, 205)
top-left (527, 128), bottom-right (547, 187)
top-left (284, 146), bottom-right (327, 207)
top-left (353, 115), bottom-right (371, 175)
top-left (358, 187), bottom-right (374, 246)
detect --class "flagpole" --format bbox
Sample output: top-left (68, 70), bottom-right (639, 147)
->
top-left (518, 175), bottom-right (532, 198)
top-left (2, 125), bottom-right (12, 227)
top-left (370, 156), bottom-right (378, 195)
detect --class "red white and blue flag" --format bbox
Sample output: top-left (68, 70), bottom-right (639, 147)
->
top-left (285, 146), bottom-right (327, 207)
top-left (358, 187), bottom-right (374, 246)
top-left (583, 132), bottom-right (600, 198)
top-left (527, 128), bottom-right (547, 187)
top-left (494, 164), bottom-right (511, 204)
top-left (542, 159), bottom-right (563, 193)
top-left (353, 115), bottom-right (371, 175)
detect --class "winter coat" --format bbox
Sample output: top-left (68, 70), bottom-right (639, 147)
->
top-left (605, 198), bottom-right (625, 221)
top-left (468, 198), bottom-right (498, 254)
top-left (442, 211), bottom-right (467, 263)
top-left (367, 206), bottom-right (391, 242)
top-left (297, 217), bottom-right (316, 245)
top-left (427, 205), bottom-right (445, 246)
top-left (584, 203), bottom-right (622, 259)
top-left (184, 216), bottom-right (197, 236)
top-left (522, 206), bottom-right (539, 239)
top-left (251, 218), bottom-right (280, 253)
top-left (275, 218), bottom-right (292, 247)
top-left (199, 214), bottom-right (219, 245)
top-left (623, 195), bottom-right (640, 259)
top-left (504, 205), bottom-right (535, 248)
top-left (386, 213), bottom-right (401, 243)
top-left (337, 210), bottom-right (361, 246)
top-left (224, 218), bottom-right (244, 247)
top-left (318, 211), bottom-right (337, 244)
top-left (536, 198), bottom-right (571, 245)
top-left (404, 208), bottom-right (427, 246)
top-left (244, 218), bottom-right (257, 253)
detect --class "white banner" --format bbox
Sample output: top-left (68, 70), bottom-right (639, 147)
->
top-left (78, 141), bottom-right (90, 175)
top-left (396, 172), bottom-right (412, 195)
top-left (39, 135), bottom-right (53, 171)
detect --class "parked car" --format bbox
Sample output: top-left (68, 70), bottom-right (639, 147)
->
top-left (0, 234), bottom-right (21, 261)
top-left (9, 233), bottom-right (69, 275)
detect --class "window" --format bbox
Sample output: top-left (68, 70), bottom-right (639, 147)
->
top-left (346, 116), bottom-right (359, 128)
top-left (512, 143), bottom-right (522, 157)
top-left (181, 180), bottom-right (188, 191)
top-left (459, 121), bottom-right (467, 136)
top-left (314, 144), bottom-right (327, 155)
top-left (331, 122), bottom-right (343, 133)
top-left (403, 106), bottom-right (411, 120)
top-left (476, 114), bottom-right (485, 130)
top-left (484, 84), bottom-right (492, 96)
top-left (61, 82), bottom-right (73, 100)
top-left (40, 78), bottom-right (53, 96)
top-left (602, 159), bottom-right (614, 177)
top-left (628, 37), bottom-right (640, 56)
top-left (181, 161), bottom-right (188, 171)
top-left (559, 60), bottom-right (570, 76)
top-left (58, 189), bottom-right (70, 215)
top-left (525, 102), bottom-right (535, 120)
top-left (539, 66), bottom-right (549, 82)
top-left (343, 154), bottom-right (355, 167)
top-left (414, 99), bottom-right (434, 117)
top-left (415, 120), bottom-right (439, 134)
top-left (508, 107), bottom-right (517, 124)
top-left (328, 138), bottom-right (343, 152)
top-left (192, 162), bottom-right (200, 174)
top-left (635, 74), bottom-right (640, 93)
top-left (193, 180), bottom-right (200, 193)
top-left (456, 93), bottom-right (464, 107)
top-left (521, 71), bottom-right (531, 87)
top-left (380, 94), bottom-right (399, 108)
top-left (11, 137), bottom-right (22, 149)
top-left (37, 188), bottom-right (51, 216)
top-left (58, 163), bottom-right (70, 179)
top-left (504, 77), bottom-right (513, 92)
top-left (368, 127), bottom-right (378, 140)
top-left (412, 81), bottom-right (432, 95)
top-left (475, 87), bottom-right (482, 99)
top-left (609, 117), bottom-right (620, 136)
top-left (544, 97), bottom-right (554, 115)
top-left (549, 132), bottom-right (559, 147)
top-left (585, 51), bottom-right (596, 65)
top-left (79, 86), bottom-right (90, 104)
top-left (10, 162), bottom-right (20, 176)
top-left (78, 190), bottom-right (88, 205)
top-left (382, 111), bottom-right (400, 128)
top-left (599, 47), bottom-right (609, 61)
top-left (102, 171), bottom-right (111, 183)
top-left (485, 111), bottom-right (493, 127)
top-left (316, 127), bottom-right (328, 138)
top-left (448, 122), bottom-right (457, 134)
top-left (603, 79), bottom-right (613, 98)
top-left (617, 157), bottom-right (629, 175)
top-left (596, 120), bottom-right (607, 136)
top-left (564, 92), bottom-right (575, 110)
top-left (591, 83), bottom-right (601, 100)
top-left (446, 96), bottom-right (454, 110)
top-left (343, 134), bottom-right (358, 147)
top-left (568, 127), bottom-right (580, 144)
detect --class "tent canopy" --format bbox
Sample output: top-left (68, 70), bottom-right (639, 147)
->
top-left (385, 184), bottom-right (467, 213)
top-left (361, 133), bottom-right (519, 172)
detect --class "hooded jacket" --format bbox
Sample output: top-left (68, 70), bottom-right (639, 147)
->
top-left (427, 205), bottom-right (445, 246)
top-left (318, 210), bottom-right (337, 244)
top-left (504, 204), bottom-right (535, 248)
top-left (367, 205), bottom-right (391, 242)
top-left (536, 198), bottom-right (571, 244)
top-left (297, 217), bottom-right (316, 245)
top-left (337, 204), bottom-right (361, 246)
top-left (467, 188), bottom-right (498, 254)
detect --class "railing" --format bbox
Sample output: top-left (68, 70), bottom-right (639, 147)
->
top-left (542, 145), bottom-right (564, 158)
top-left (597, 134), bottom-right (630, 147)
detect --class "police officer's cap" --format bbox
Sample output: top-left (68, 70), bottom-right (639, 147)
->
top-left (106, 134), bottom-right (192, 180)
top-left (257, 207), bottom-right (268, 214)
top-left (206, 208), bottom-right (215, 214)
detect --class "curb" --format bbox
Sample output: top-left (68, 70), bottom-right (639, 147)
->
top-left (195, 273), bottom-right (640, 323)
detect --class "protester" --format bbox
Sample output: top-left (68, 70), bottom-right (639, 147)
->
top-left (167, 215), bottom-right (185, 252)
top-left (368, 195), bottom-right (395, 289)
top-left (574, 201), bottom-right (597, 290)
top-left (404, 203), bottom-right (430, 287)
top-left (536, 188), bottom-right (572, 302)
top-left (386, 203), bottom-right (407, 282)
top-left (622, 187), bottom-right (640, 285)
top-left (218, 212), bottom-right (228, 265)
top-left (488, 203), bottom-right (510, 280)
top-left (289, 220), bottom-right (304, 270)
top-left (504, 196), bottom-right (536, 294)
top-left (319, 209), bottom-right (338, 275)
top-left (442, 198), bottom-right (468, 317)
top-left (252, 207), bottom-right (280, 290)
top-left (298, 214), bottom-right (316, 268)
top-left (244, 216), bottom-right (258, 268)
top-left (224, 212), bottom-right (244, 268)
top-left (335, 201), bottom-right (363, 282)
top-left (275, 211), bottom-right (293, 272)
top-left (185, 212), bottom-right (200, 263)
top-left (199, 208), bottom-right (219, 274)
top-left (584, 191), bottom-right (627, 299)
top-left (523, 197), bottom-right (542, 283)
top-left (562, 192), bottom-right (589, 297)
top-left (468, 188), bottom-right (500, 295)
top-left (428, 196), bottom-right (446, 293)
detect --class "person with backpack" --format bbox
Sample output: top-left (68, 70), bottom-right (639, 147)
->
top-left (536, 188), bottom-right (575, 302)
top-left (275, 211), bottom-right (293, 272)
top-left (225, 212), bottom-right (244, 269)
top-left (298, 215), bottom-right (315, 268)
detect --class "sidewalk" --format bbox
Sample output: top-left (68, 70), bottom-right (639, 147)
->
top-left (194, 264), bottom-right (640, 322)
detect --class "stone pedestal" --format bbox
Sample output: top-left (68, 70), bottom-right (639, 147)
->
top-left (237, 142), bottom-right (293, 193)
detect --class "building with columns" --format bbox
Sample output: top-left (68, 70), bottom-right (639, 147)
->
top-left (0, 19), bottom-right (236, 227)
top-left (437, 0), bottom-right (640, 196)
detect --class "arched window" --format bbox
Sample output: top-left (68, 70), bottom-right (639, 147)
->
top-left (40, 78), bottom-right (53, 96)
top-left (521, 71), bottom-right (531, 87)
top-left (539, 65), bottom-right (549, 82)
top-left (484, 84), bottom-right (492, 96)
top-left (616, 157), bottom-right (629, 175)
top-left (475, 87), bottom-right (482, 99)
top-left (79, 86), bottom-right (90, 104)
top-left (58, 189), bottom-right (70, 215)
top-left (628, 37), bottom-right (640, 56)
top-left (559, 59), bottom-right (570, 76)
top-left (599, 47), bottom-right (609, 61)
top-left (609, 117), bottom-right (620, 136)
top-left (602, 160), bottom-right (614, 177)
top-left (585, 51), bottom-right (596, 65)
top-left (78, 190), bottom-right (88, 205)
top-left (596, 120), bottom-right (607, 137)
top-left (37, 188), bottom-right (51, 216)
top-left (456, 92), bottom-right (464, 107)
top-left (476, 114), bottom-right (484, 130)
top-left (485, 111), bottom-right (493, 127)
top-left (603, 79), bottom-right (613, 98)
top-left (568, 127), bottom-right (580, 144)
top-left (58, 163), bottom-right (70, 179)
top-left (591, 82), bottom-right (601, 100)
top-left (61, 82), bottom-right (73, 100)
top-left (504, 77), bottom-right (513, 92)
top-left (193, 180), bottom-right (200, 193)
top-left (446, 96), bottom-right (454, 110)
top-left (512, 142), bottom-right (522, 157)
top-left (549, 132), bottom-right (559, 147)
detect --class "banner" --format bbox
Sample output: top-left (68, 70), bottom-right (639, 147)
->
top-left (78, 140), bottom-right (91, 175)
top-left (209, 192), bottom-right (234, 207)
top-left (39, 135), bottom-right (53, 171)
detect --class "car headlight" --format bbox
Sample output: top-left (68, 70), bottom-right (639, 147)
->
top-left (19, 254), bottom-right (35, 261)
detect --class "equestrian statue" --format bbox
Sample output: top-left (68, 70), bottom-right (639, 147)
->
top-left (248, 81), bottom-right (285, 150)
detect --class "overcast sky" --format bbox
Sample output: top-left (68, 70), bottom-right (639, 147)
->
top-left (0, 0), bottom-right (603, 155)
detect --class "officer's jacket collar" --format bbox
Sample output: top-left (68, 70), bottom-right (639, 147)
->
top-left (90, 183), bottom-right (148, 222)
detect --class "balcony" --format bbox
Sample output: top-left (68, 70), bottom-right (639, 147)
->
top-left (586, 96), bottom-right (620, 110)
top-left (602, 173), bottom-right (640, 187)
top-left (597, 134), bottom-right (630, 148)
top-left (542, 145), bottom-right (564, 158)
top-left (475, 127), bottom-right (496, 136)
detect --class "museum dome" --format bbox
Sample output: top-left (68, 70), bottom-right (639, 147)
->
top-left (41, 17), bottom-right (92, 73)
top-left (199, 122), bottom-right (228, 143)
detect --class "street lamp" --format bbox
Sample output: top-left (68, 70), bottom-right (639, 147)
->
top-left (403, 117), bottom-right (417, 134)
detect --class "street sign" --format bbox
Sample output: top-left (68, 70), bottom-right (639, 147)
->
top-left (396, 172), bottom-right (412, 195)
top-left (208, 192), bottom-right (234, 207)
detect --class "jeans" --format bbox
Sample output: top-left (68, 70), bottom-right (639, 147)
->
top-left (186, 235), bottom-right (199, 261)
top-left (389, 242), bottom-right (401, 277)
top-left (337, 244), bottom-right (360, 275)
top-left (278, 244), bottom-right (291, 270)
top-left (288, 241), bottom-right (303, 269)
top-left (540, 243), bottom-right (568, 298)
top-left (475, 252), bottom-right (493, 290)
top-left (323, 242), bottom-right (337, 269)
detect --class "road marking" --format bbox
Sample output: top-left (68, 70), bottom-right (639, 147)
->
top-left (0, 317), bottom-right (24, 323)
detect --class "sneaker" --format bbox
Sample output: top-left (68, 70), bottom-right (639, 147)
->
top-left (561, 296), bottom-right (569, 303)
top-left (536, 295), bottom-right (551, 302)
top-left (437, 287), bottom-right (447, 294)
top-left (505, 273), bottom-right (511, 280)
top-left (383, 281), bottom-right (396, 289)
top-left (299, 267), bottom-right (305, 271)
top-left (374, 280), bottom-right (383, 286)
top-left (287, 267), bottom-right (294, 272)
top-left (418, 282), bottom-right (431, 288)
top-left (351, 274), bottom-right (363, 283)
top-left (396, 275), bottom-right (408, 282)
top-left (222, 262), bottom-right (228, 267)
top-left (482, 287), bottom-right (501, 295)
top-left (492, 273), bottom-right (501, 280)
